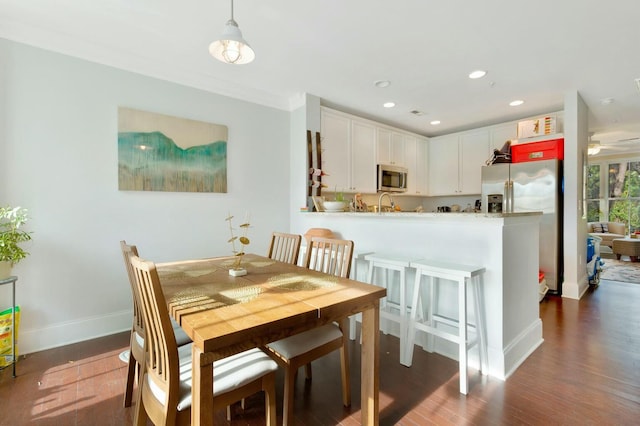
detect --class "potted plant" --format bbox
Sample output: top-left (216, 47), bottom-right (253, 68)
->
top-left (323, 187), bottom-right (348, 212)
top-left (0, 206), bottom-right (32, 279)
top-left (225, 212), bottom-right (250, 276)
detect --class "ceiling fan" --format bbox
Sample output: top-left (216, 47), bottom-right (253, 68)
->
top-left (588, 137), bottom-right (639, 156)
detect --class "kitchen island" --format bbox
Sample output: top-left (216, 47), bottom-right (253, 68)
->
top-left (290, 211), bottom-right (543, 380)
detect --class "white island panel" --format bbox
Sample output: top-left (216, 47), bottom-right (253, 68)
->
top-left (290, 212), bottom-right (543, 380)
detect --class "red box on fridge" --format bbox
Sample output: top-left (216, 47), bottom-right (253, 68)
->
top-left (511, 138), bottom-right (564, 163)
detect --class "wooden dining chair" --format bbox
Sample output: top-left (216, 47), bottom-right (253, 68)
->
top-left (267, 232), bottom-right (302, 264)
top-left (129, 255), bottom-right (278, 426)
top-left (265, 236), bottom-right (354, 425)
top-left (120, 240), bottom-right (192, 408)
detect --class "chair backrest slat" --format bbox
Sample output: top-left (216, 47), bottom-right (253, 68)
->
top-left (267, 232), bottom-right (302, 265)
top-left (304, 237), bottom-right (354, 278)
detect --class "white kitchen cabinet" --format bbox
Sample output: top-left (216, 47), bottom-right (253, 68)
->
top-left (320, 110), bottom-right (350, 191)
top-left (459, 130), bottom-right (490, 194)
top-left (428, 135), bottom-right (460, 195)
top-left (350, 120), bottom-right (376, 192)
top-left (428, 130), bottom-right (489, 195)
top-left (490, 123), bottom-right (518, 152)
top-left (376, 129), bottom-right (406, 166)
top-left (320, 108), bottom-right (376, 193)
top-left (414, 138), bottom-right (429, 195)
top-left (402, 135), bottom-right (429, 195)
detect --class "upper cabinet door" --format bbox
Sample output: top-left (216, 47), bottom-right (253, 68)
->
top-left (350, 120), bottom-right (376, 193)
top-left (428, 135), bottom-right (460, 195)
top-left (415, 138), bottom-right (429, 195)
top-left (390, 132), bottom-right (405, 166)
top-left (320, 110), bottom-right (350, 191)
top-left (376, 129), bottom-right (405, 166)
top-left (490, 123), bottom-right (518, 153)
top-left (376, 128), bottom-right (392, 165)
top-left (459, 130), bottom-right (490, 194)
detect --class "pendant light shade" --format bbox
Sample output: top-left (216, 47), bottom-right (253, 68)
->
top-left (209, 0), bottom-right (255, 65)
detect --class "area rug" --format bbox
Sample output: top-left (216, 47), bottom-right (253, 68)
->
top-left (600, 259), bottom-right (640, 284)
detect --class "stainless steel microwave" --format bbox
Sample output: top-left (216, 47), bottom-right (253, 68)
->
top-left (377, 164), bottom-right (408, 192)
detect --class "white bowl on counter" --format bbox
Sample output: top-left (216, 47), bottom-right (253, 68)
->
top-left (323, 201), bottom-right (348, 212)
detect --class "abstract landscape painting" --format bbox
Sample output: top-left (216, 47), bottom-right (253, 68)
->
top-left (118, 107), bottom-right (227, 192)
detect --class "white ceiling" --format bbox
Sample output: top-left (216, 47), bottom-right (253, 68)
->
top-left (2, 0), bottom-right (640, 154)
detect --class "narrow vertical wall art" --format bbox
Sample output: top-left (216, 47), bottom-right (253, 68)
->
top-left (118, 107), bottom-right (228, 192)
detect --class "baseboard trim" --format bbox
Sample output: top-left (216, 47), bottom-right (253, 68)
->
top-left (19, 309), bottom-right (132, 355)
top-left (502, 319), bottom-right (544, 380)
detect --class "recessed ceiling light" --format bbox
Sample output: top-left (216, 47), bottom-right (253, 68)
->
top-left (509, 100), bottom-right (524, 107)
top-left (383, 102), bottom-right (396, 108)
top-left (600, 97), bottom-right (615, 105)
top-left (430, 120), bottom-right (441, 125)
top-left (468, 70), bottom-right (487, 79)
top-left (374, 80), bottom-right (391, 88)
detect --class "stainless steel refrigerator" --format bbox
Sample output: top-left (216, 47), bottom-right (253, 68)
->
top-left (481, 159), bottom-right (563, 293)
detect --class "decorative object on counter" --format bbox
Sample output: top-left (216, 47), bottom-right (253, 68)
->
top-left (307, 130), bottom-right (324, 211)
top-left (225, 212), bottom-right (251, 276)
top-left (320, 186), bottom-right (348, 211)
top-left (351, 193), bottom-right (367, 212)
top-left (437, 206), bottom-right (451, 212)
top-left (323, 201), bottom-right (348, 212)
top-left (485, 140), bottom-right (512, 165)
top-left (451, 204), bottom-right (461, 212)
top-left (209, 0), bottom-right (255, 65)
top-left (0, 206), bottom-right (32, 280)
top-left (311, 196), bottom-right (325, 212)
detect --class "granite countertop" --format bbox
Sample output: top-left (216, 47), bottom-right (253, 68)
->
top-left (303, 211), bottom-right (542, 218)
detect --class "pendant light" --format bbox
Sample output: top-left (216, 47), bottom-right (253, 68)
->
top-left (209, 0), bottom-right (255, 65)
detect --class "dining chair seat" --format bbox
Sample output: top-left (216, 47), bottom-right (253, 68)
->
top-left (266, 324), bottom-right (342, 360)
top-left (151, 344), bottom-right (278, 412)
top-left (132, 317), bottom-right (191, 353)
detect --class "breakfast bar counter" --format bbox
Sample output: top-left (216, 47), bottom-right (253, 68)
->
top-left (291, 211), bottom-right (543, 380)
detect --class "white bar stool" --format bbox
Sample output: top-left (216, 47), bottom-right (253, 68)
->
top-left (365, 253), bottom-right (421, 363)
top-left (405, 259), bottom-right (487, 395)
top-left (348, 250), bottom-right (374, 340)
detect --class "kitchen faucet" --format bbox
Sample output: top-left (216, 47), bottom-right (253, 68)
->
top-left (378, 192), bottom-right (395, 212)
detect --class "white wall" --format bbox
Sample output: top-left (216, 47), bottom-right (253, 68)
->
top-left (0, 39), bottom-right (291, 354)
top-left (562, 91), bottom-right (590, 299)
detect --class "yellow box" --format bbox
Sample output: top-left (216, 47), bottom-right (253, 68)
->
top-left (0, 306), bottom-right (20, 367)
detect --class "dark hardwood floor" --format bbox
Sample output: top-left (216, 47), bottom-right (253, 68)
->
top-left (2, 279), bottom-right (639, 425)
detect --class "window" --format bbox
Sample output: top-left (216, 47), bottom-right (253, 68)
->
top-left (588, 158), bottom-right (640, 233)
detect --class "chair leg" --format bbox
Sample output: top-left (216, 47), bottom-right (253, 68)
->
top-left (133, 375), bottom-right (148, 426)
top-left (263, 374), bottom-right (277, 426)
top-left (123, 350), bottom-right (136, 407)
top-left (304, 363), bottom-right (312, 380)
top-left (283, 367), bottom-right (296, 426)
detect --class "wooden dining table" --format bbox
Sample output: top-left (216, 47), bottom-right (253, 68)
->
top-left (156, 253), bottom-right (386, 425)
